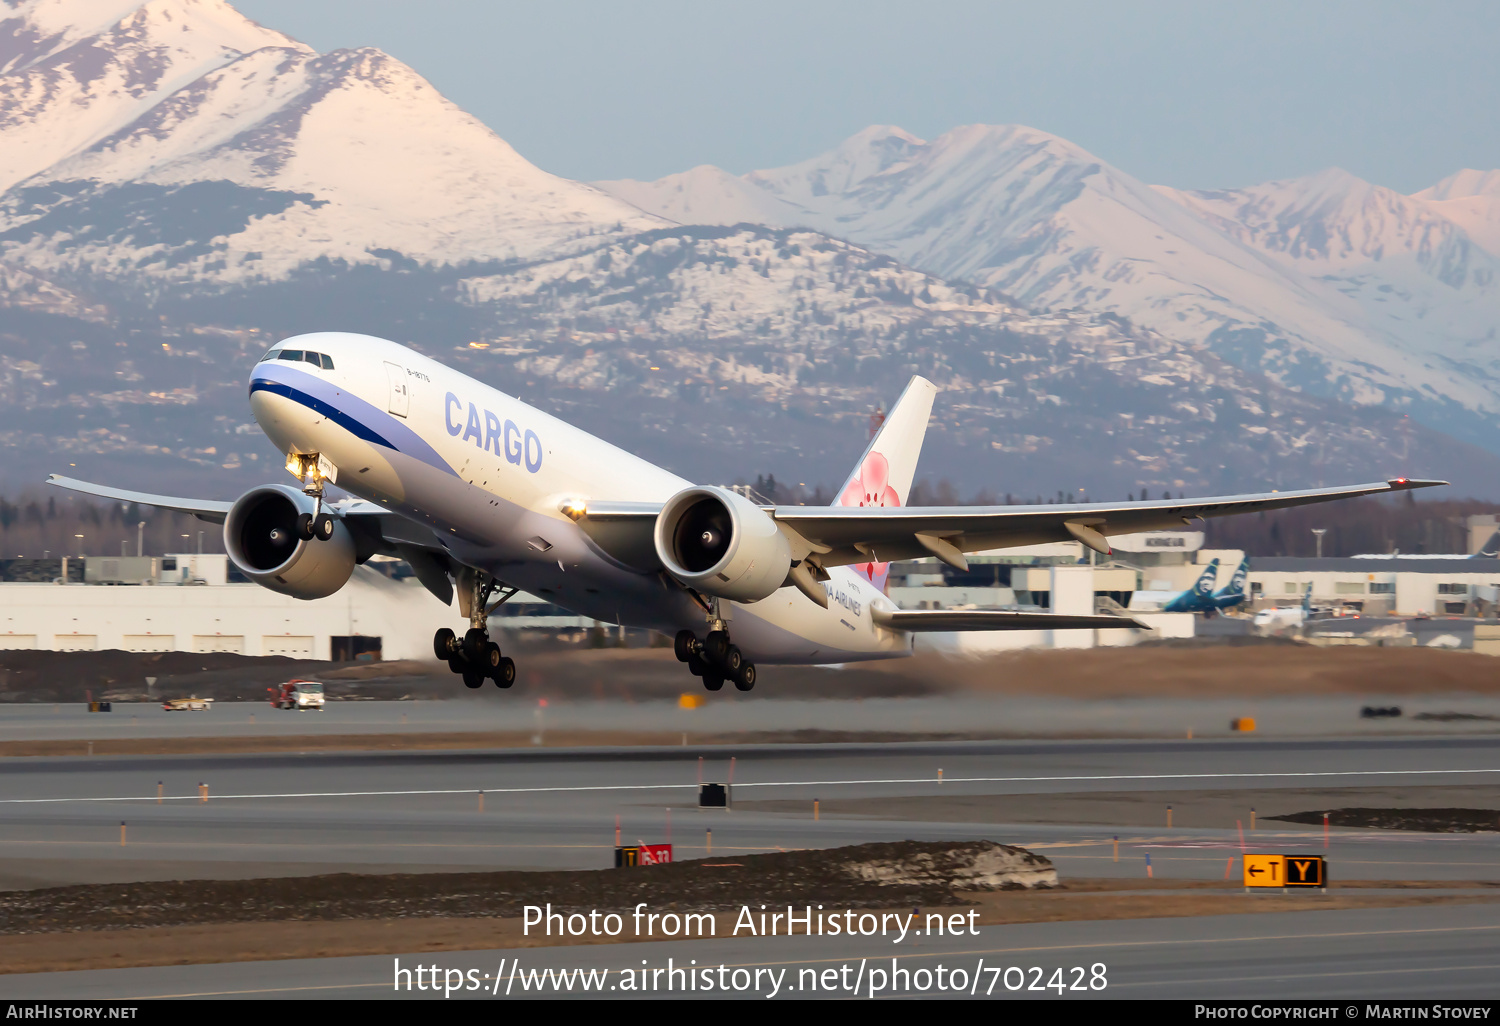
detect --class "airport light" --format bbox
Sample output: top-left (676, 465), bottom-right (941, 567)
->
top-left (1312, 528), bottom-right (1328, 558)
top-left (74, 533), bottom-right (84, 557)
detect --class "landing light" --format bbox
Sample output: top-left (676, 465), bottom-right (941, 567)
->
top-left (560, 498), bottom-right (588, 521)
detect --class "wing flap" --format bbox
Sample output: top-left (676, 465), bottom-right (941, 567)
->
top-left (776, 478), bottom-right (1445, 569)
top-left (872, 608), bottom-right (1147, 631)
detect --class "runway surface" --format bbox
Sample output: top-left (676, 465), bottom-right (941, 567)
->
top-left (3, 904), bottom-right (1495, 999)
top-left (1, 735), bottom-right (1498, 886)
top-left (6, 695), bottom-right (1500, 742)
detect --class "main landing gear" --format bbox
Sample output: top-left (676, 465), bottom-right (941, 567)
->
top-left (434, 571), bottom-right (517, 689)
top-left (675, 616), bottom-right (756, 693)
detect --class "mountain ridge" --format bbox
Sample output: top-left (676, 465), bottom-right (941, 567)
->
top-left (596, 125), bottom-right (1500, 453)
top-left (1, 1), bottom-right (1496, 498)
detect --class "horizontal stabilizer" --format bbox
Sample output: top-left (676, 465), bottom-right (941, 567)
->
top-left (872, 608), bottom-right (1146, 632)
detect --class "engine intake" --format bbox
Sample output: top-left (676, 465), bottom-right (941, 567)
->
top-left (654, 486), bottom-right (791, 602)
top-left (223, 484), bottom-right (356, 600)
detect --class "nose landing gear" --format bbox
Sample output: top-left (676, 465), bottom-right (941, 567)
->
top-left (435, 572), bottom-right (517, 689)
top-left (676, 621), bottom-right (756, 692)
top-left (285, 452), bottom-right (337, 540)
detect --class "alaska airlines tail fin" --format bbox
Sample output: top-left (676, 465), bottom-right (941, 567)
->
top-left (1215, 559), bottom-right (1249, 600)
top-left (835, 376), bottom-right (937, 589)
top-left (1192, 558), bottom-right (1221, 599)
top-left (1302, 582), bottom-right (1313, 614)
top-left (834, 376), bottom-right (937, 511)
top-left (1164, 558), bottom-right (1221, 613)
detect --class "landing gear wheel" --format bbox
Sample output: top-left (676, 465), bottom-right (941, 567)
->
top-left (704, 631), bottom-right (730, 665)
top-left (482, 641), bottom-right (502, 672)
top-left (674, 630), bottom-right (697, 663)
top-left (462, 627), bottom-right (488, 664)
top-left (461, 667), bottom-right (485, 689)
top-left (493, 657), bottom-right (515, 688)
top-left (447, 656), bottom-right (465, 675)
top-left (702, 672), bottom-right (725, 692)
top-left (433, 627), bottom-right (456, 662)
top-left (313, 513), bottom-right (335, 540)
top-left (734, 663), bottom-right (756, 692)
top-left (687, 654), bottom-right (706, 677)
top-left (295, 513), bottom-right (315, 540)
top-left (722, 645), bottom-right (744, 675)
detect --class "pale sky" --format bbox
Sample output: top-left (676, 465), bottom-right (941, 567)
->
top-left (233, 1), bottom-right (1500, 193)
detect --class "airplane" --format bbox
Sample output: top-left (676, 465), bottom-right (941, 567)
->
top-left (1253, 583), bottom-right (1315, 630)
top-left (47, 332), bottom-right (1446, 693)
top-left (1161, 558), bottom-right (1249, 616)
top-left (1163, 559), bottom-right (1222, 614)
top-left (1213, 558), bottom-right (1250, 612)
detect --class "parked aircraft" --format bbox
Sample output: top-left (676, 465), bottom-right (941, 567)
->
top-left (1161, 558), bottom-right (1249, 616)
top-left (1253, 584), bottom-right (1315, 630)
top-left (1214, 558), bottom-right (1250, 611)
top-left (49, 333), bottom-right (1443, 693)
top-left (1163, 559), bottom-right (1223, 614)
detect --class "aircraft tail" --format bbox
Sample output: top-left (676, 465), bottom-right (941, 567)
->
top-left (1190, 558), bottom-right (1220, 599)
top-left (835, 376), bottom-right (937, 588)
top-left (1216, 558), bottom-right (1249, 599)
top-left (1302, 582), bottom-right (1313, 614)
top-left (834, 376), bottom-right (936, 511)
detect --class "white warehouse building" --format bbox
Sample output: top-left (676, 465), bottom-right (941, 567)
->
top-left (1246, 557), bottom-right (1500, 617)
top-left (0, 555), bottom-right (442, 660)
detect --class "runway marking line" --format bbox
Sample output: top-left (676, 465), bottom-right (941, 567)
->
top-left (3, 766), bottom-right (1499, 805)
top-left (110, 922), bottom-right (1500, 999)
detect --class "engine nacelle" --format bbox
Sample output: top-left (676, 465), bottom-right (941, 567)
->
top-left (223, 484), bottom-right (356, 600)
top-left (654, 486), bottom-right (791, 602)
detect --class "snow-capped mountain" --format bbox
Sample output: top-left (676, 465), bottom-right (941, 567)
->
top-left (1, 1), bottom-right (1496, 497)
top-left (0, 0), bottom-right (306, 193)
top-left (597, 127), bottom-right (1500, 451)
top-left (0, 0), bottom-right (664, 285)
top-left (1160, 169), bottom-right (1500, 428)
top-left (1415, 169), bottom-right (1500, 258)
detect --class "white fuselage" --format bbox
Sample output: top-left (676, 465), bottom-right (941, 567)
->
top-left (248, 332), bottom-right (910, 664)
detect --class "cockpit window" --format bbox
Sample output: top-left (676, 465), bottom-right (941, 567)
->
top-left (264, 348), bottom-right (331, 369)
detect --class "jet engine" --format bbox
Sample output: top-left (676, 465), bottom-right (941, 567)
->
top-left (223, 484), bottom-right (356, 600)
top-left (653, 486), bottom-right (791, 602)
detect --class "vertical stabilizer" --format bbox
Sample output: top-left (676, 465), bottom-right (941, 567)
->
top-left (1167, 558), bottom-right (1220, 611)
top-left (835, 376), bottom-right (937, 510)
top-left (834, 376), bottom-right (938, 589)
top-left (1215, 559), bottom-right (1249, 599)
top-left (1192, 559), bottom-right (1221, 599)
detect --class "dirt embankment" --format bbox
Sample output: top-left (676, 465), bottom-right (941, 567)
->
top-left (0, 860), bottom-right (1495, 975)
top-left (4, 641), bottom-right (1500, 705)
top-left (0, 841), bottom-right (1049, 936)
top-left (1271, 808), bottom-right (1500, 833)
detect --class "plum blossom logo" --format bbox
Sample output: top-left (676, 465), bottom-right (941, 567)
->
top-left (840, 451), bottom-right (901, 585)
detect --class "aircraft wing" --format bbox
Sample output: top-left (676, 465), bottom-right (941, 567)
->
top-left (47, 474), bottom-right (459, 604)
top-left (871, 608), bottom-right (1147, 631)
top-left (47, 475), bottom-right (235, 523)
top-left (770, 478), bottom-right (1445, 569)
